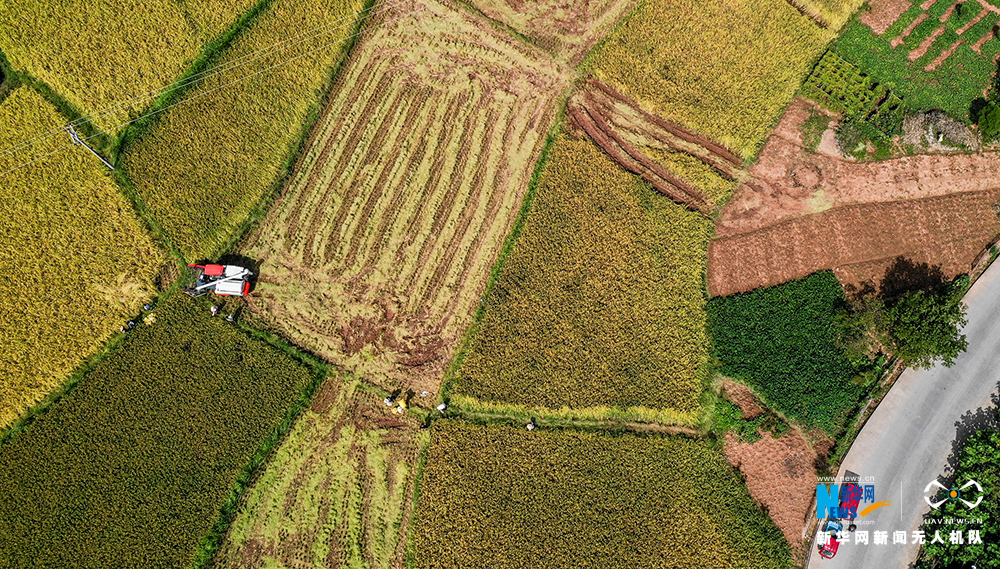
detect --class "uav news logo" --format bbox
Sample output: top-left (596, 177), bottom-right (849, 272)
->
top-left (924, 478), bottom-right (984, 510)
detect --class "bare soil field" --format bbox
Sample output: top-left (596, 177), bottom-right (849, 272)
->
top-left (218, 380), bottom-right (427, 569)
top-left (464, 0), bottom-right (636, 64)
top-left (244, 0), bottom-right (568, 396)
top-left (717, 98), bottom-right (1000, 238)
top-left (723, 430), bottom-right (818, 550)
top-left (709, 188), bottom-right (1000, 296)
top-left (567, 78), bottom-right (744, 214)
top-left (860, 0), bottom-right (913, 34)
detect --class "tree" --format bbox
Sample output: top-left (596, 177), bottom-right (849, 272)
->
top-left (977, 102), bottom-right (1000, 142)
top-left (882, 280), bottom-right (968, 368)
top-left (836, 258), bottom-right (968, 370)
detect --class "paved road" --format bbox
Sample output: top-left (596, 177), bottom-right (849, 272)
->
top-left (807, 259), bottom-right (1000, 569)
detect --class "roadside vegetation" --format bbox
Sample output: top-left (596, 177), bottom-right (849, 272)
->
top-left (915, 408), bottom-right (999, 567)
top-left (837, 259), bottom-right (969, 370)
top-left (0, 0), bottom-right (255, 133)
top-left (0, 87), bottom-right (162, 430)
top-left (588, 0), bottom-right (831, 158)
top-left (707, 271), bottom-right (864, 433)
top-left (121, 0), bottom-right (367, 260)
top-left (410, 421), bottom-right (791, 569)
top-left (0, 297), bottom-right (316, 568)
top-left (217, 379), bottom-right (428, 569)
top-left (452, 135), bottom-right (712, 424)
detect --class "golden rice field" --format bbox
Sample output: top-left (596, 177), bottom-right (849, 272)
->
top-left (451, 135), bottom-right (713, 425)
top-left (244, 0), bottom-right (569, 396)
top-left (464, 0), bottom-right (635, 63)
top-left (589, 0), bottom-right (831, 159)
top-left (121, 0), bottom-right (367, 260)
top-left (796, 0), bottom-right (866, 30)
top-left (218, 379), bottom-right (428, 569)
top-left (0, 87), bottom-right (161, 429)
top-left (411, 421), bottom-right (792, 569)
top-left (0, 0), bottom-right (255, 133)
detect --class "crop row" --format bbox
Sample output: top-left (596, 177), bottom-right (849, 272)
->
top-left (0, 87), bottom-right (161, 430)
top-left (410, 421), bottom-right (792, 569)
top-left (0, 296), bottom-right (315, 567)
top-left (121, 0), bottom-right (367, 261)
top-left (244, 0), bottom-right (566, 396)
top-left (588, 0), bottom-right (831, 159)
top-left (802, 50), bottom-right (908, 134)
top-left (452, 136), bottom-right (712, 422)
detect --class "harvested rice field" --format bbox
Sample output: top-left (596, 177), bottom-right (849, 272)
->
top-left (244, 0), bottom-right (569, 396)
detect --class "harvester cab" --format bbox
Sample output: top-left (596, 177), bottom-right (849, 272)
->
top-left (183, 264), bottom-right (253, 297)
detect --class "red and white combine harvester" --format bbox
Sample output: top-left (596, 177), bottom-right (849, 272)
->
top-left (183, 264), bottom-right (253, 297)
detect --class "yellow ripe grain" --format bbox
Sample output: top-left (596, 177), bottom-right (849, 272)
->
top-left (0, 87), bottom-right (161, 429)
top-left (121, 0), bottom-right (366, 261)
top-left (454, 136), bottom-right (713, 419)
top-left (589, 0), bottom-right (832, 159)
top-left (0, 0), bottom-right (256, 132)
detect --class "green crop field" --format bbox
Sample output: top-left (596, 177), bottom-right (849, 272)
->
top-left (121, 0), bottom-right (366, 260)
top-left (0, 86), bottom-right (161, 430)
top-left (411, 421), bottom-right (791, 569)
top-left (0, 0), bottom-right (256, 133)
top-left (834, 1), bottom-right (1000, 120)
top-left (0, 297), bottom-right (315, 567)
top-left (588, 0), bottom-right (831, 159)
top-left (707, 271), bottom-right (864, 433)
top-left (451, 136), bottom-right (713, 425)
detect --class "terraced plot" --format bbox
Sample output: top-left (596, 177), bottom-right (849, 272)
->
top-left (122, 0), bottom-right (368, 260)
top-left (589, 0), bottom-right (831, 159)
top-left (411, 421), bottom-right (792, 569)
top-left (245, 0), bottom-right (569, 396)
top-left (464, 0), bottom-right (636, 63)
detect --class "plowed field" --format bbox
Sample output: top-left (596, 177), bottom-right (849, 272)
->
top-left (708, 189), bottom-right (1000, 296)
top-left (710, 97), bottom-right (1000, 296)
top-left (718, 98), bottom-right (1000, 238)
top-left (218, 380), bottom-right (427, 569)
top-left (245, 0), bottom-right (568, 395)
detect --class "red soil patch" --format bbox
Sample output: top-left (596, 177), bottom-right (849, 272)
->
top-left (721, 379), bottom-right (765, 419)
top-left (862, 0), bottom-right (913, 35)
top-left (717, 98), bottom-right (1000, 238)
top-left (723, 430), bottom-right (818, 546)
top-left (709, 189), bottom-right (1000, 296)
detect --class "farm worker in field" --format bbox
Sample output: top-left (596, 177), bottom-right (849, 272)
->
top-left (143, 313), bottom-right (156, 325)
top-left (395, 399), bottom-right (407, 414)
top-left (210, 305), bottom-right (218, 316)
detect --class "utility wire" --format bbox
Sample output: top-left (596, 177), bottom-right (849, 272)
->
top-left (0, 0), bottom-right (412, 161)
top-left (0, 5), bottom-right (426, 177)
